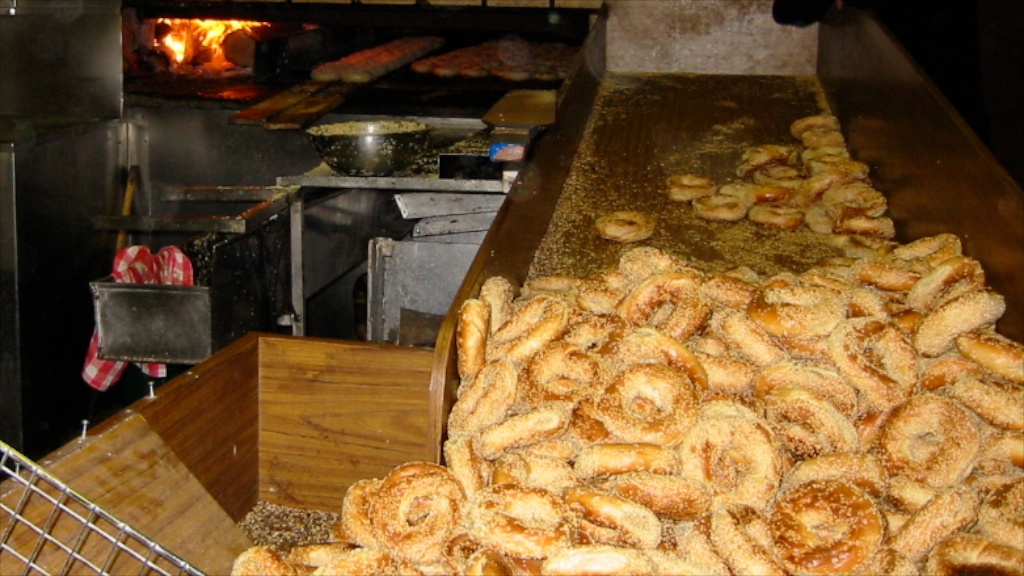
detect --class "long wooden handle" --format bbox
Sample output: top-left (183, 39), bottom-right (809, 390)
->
top-left (115, 166), bottom-right (140, 252)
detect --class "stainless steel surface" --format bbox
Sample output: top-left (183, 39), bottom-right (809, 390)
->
top-left (818, 8), bottom-right (1024, 341)
top-left (112, 106), bottom-right (407, 350)
top-left (88, 209), bottom-right (295, 366)
top-left (300, 187), bottom-right (410, 300)
top-left (89, 181), bottom-right (401, 363)
top-left (281, 171), bottom-right (505, 193)
top-left (157, 186), bottom-right (290, 203)
top-left (0, 0), bottom-right (119, 12)
top-left (0, 142), bottom-right (19, 451)
top-left (88, 108), bottom-right (466, 359)
top-left (277, 116), bottom-right (507, 340)
top-left (0, 440), bottom-right (203, 576)
top-left (93, 215), bottom-right (251, 235)
top-left (124, 107), bottom-right (323, 244)
top-left (92, 189), bottom-right (294, 235)
top-left (0, 0), bottom-right (121, 128)
top-left (367, 238), bottom-right (479, 346)
top-left (413, 211), bottom-right (497, 237)
top-left (87, 181), bottom-right (300, 365)
top-left (413, 231), bottom-right (488, 245)
top-left (394, 192), bottom-right (505, 219)
top-left (91, 279), bottom-right (212, 364)
top-left (0, 121), bottom-right (127, 457)
top-left (289, 199), bottom-right (305, 336)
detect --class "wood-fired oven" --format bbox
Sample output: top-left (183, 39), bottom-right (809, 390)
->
top-left (1, 0), bottom-right (599, 459)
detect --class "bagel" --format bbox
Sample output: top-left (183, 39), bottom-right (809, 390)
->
top-left (770, 480), bottom-right (884, 575)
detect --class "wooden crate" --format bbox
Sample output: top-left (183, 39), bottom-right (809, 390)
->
top-left (1, 334), bottom-right (434, 575)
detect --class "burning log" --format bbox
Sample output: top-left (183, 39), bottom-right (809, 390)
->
top-left (222, 29), bottom-right (256, 68)
top-left (130, 18), bottom-right (266, 75)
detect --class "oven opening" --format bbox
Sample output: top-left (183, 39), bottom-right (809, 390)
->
top-left (140, 18), bottom-right (271, 76)
top-left (123, 10), bottom-right (342, 102)
top-left (121, 6), bottom-right (592, 108)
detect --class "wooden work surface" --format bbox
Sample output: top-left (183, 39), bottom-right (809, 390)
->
top-left (2, 415), bottom-right (249, 575)
top-left (530, 73), bottom-right (841, 280)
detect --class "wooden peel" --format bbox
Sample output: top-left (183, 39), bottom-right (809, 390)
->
top-left (228, 80), bottom-right (359, 130)
top-left (263, 82), bottom-right (359, 131)
top-left (228, 80), bottom-right (335, 126)
top-left (231, 36), bottom-right (446, 130)
top-left (115, 166), bottom-right (139, 252)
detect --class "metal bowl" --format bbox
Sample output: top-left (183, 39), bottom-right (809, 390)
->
top-left (307, 120), bottom-right (432, 177)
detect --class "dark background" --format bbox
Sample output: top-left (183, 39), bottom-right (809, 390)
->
top-left (877, 0), bottom-right (1023, 187)
top-left (778, 0), bottom-right (1023, 187)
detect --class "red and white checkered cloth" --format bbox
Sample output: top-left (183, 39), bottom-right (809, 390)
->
top-left (82, 245), bottom-right (193, 391)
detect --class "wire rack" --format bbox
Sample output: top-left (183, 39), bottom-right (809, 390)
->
top-left (0, 440), bottom-right (204, 576)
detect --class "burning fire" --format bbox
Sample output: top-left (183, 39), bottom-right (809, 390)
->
top-left (154, 18), bottom-right (265, 73)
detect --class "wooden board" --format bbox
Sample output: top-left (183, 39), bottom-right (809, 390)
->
top-left (10, 334), bottom-right (437, 574)
top-left (2, 415), bottom-right (250, 575)
top-left (263, 82), bottom-right (359, 131)
top-left (229, 80), bottom-right (335, 126)
top-left (483, 89), bottom-right (557, 129)
top-left (256, 337), bottom-right (434, 512)
top-left (136, 333), bottom-right (261, 523)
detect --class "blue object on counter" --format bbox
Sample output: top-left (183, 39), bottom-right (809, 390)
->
top-left (490, 142), bottom-right (525, 162)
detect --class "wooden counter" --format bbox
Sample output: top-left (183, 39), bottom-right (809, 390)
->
top-left (2, 334), bottom-right (434, 575)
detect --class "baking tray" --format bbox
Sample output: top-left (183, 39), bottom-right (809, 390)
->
top-left (90, 279), bottom-right (212, 364)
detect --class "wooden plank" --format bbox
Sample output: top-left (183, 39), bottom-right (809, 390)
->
top-left (483, 89), bottom-right (557, 128)
top-left (263, 82), bottom-right (359, 131)
top-left (136, 333), bottom-right (261, 522)
top-left (257, 337), bottom-right (433, 512)
top-left (229, 80), bottom-right (334, 126)
top-left (2, 415), bottom-right (250, 575)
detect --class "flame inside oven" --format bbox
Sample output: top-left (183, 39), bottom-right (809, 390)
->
top-left (150, 18), bottom-right (268, 75)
